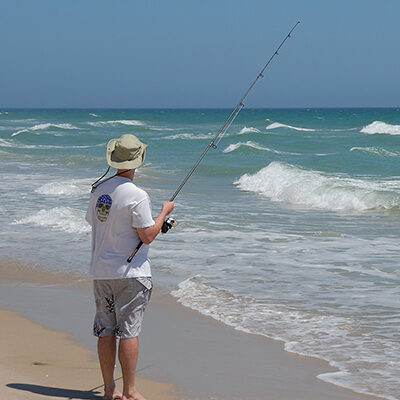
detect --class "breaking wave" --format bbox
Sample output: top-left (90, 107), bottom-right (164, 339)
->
top-left (266, 122), bottom-right (316, 132)
top-left (234, 162), bottom-right (400, 212)
top-left (12, 123), bottom-right (79, 137)
top-left (350, 147), bottom-right (400, 157)
top-left (0, 138), bottom-right (13, 147)
top-left (238, 126), bottom-right (261, 134)
top-left (360, 121), bottom-right (400, 135)
top-left (87, 120), bottom-right (145, 127)
top-left (165, 127), bottom-right (262, 141)
top-left (12, 207), bottom-right (90, 234)
top-left (223, 141), bottom-right (287, 154)
top-left (164, 132), bottom-right (214, 140)
top-left (35, 179), bottom-right (92, 197)
top-left (0, 137), bottom-right (98, 150)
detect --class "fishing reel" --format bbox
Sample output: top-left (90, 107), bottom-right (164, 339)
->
top-left (161, 217), bottom-right (175, 234)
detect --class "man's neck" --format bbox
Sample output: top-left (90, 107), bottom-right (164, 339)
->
top-left (117, 169), bottom-right (135, 180)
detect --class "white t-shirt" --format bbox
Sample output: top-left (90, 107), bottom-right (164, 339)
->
top-left (86, 176), bottom-right (155, 279)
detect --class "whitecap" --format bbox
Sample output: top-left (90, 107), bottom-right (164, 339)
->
top-left (266, 122), bottom-right (316, 132)
top-left (0, 138), bottom-right (13, 147)
top-left (164, 132), bottom-right (214, 140)
top-left (87, 120), bottom-right (145, 127)
top-left (234, 161), bottom-right (400, 212)
top-left (238, 126), bottom-right (261, 135)
top-left (147, 126), bottom-right (176, 131)
top-left (360, 121), bottom-right (400, 135)
top-left (350, 147), bottom-right (400, 157)
top-left (12, 123), bottom-right (79, 137)
top-left (89, 113), bottom-right (100, 117)
top-left (12, 207), bottom-right (90, 234)
top-left (223, 141), bottom-right (287, 154)
top-left (0, 138), bottom-right (96, 150)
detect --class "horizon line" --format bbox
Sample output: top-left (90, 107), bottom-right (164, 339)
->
top-left (1, 106), bottom-right (400, 111)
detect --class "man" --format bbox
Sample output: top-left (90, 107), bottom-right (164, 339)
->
top-left (86, 134), bottom-right (174, 400)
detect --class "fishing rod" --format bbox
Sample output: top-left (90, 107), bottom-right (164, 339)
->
top-left (127, 21), bottom-right (300, 263)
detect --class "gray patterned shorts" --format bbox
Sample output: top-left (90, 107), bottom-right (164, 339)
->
top-left (93, 277), bottom-right (152, 339)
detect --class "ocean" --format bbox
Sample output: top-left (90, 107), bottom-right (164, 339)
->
top-left (0, 108), bottom-right (399, 400)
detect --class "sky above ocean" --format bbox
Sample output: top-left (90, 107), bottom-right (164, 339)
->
top-left (0, 0), bottom-right (399, 108)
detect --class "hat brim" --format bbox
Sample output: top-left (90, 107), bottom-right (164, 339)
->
top-left (106, 138), bottom-right (147, 170)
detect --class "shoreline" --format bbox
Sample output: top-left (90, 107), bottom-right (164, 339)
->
top-left (0, 257), bottom-right (386, 400)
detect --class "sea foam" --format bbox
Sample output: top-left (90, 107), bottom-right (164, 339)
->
top-left (234, 162), bottom-right (400, 212)
top-left (12, 123), bottom-right (79, 137)
top-left (360, 121), bottom-right (400, 135)
top-left (12, 207), bottom-right (90, 234)
top-left (35, 179), bottom-right (92, 197)
top-left (171, 276), bottom-right (400, 400)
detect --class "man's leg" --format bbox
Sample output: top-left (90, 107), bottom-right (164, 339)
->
top-left (98, 335), bottom-right (122, 400)
top-left (118, 337), bottom-right (146, 400)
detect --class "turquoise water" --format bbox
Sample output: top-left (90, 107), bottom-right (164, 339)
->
top-left (1, 108), bottom-right (399, 399)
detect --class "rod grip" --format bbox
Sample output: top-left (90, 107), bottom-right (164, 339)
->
top-left (127, 241), bottom-right (143, 263)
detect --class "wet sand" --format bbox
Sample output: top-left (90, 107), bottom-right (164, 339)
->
top-left (0, 258), bottom-right (385, 400)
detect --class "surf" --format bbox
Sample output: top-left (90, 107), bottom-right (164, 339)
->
top-left (266, 121), bottom-right (316, 132)
top-left (12, 207), bottom-right (90, 234)
top-left (360, 121), bottom-right (400, 135)
top-left (234, 162), bottom-right (400, 212)
top-left (11, 123), bottom-right (79, 137)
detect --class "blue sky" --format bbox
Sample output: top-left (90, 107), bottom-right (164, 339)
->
top-left (1, 0), bottom-right (399, 108)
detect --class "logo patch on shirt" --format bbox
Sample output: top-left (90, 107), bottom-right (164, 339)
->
top-left (96, 194), bottom-right (112, 222)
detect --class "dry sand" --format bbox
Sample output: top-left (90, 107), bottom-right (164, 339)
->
top-left (0, 308), bottom-right (177, 400)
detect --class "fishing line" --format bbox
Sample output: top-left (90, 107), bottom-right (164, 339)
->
top-left (127, 21), bottom-right (300, 262)
top-left (214, 103), bottom-right (244, 147)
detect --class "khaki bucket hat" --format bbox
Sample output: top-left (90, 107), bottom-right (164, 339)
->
top-left (106, 134), bottom-right (147, 169)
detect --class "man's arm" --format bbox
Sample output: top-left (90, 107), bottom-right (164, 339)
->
top-left (137, 201), bottom-right (174, 245)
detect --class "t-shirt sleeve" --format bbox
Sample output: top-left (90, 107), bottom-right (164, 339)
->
top-left (130, 194), bottom-right (155, 228)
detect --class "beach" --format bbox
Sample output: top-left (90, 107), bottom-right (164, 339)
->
top-left (0, 257), bottom-right (386, 400)
top-left (1, 108), bottom-right (399, 399)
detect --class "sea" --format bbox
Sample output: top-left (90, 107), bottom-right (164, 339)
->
top-left (0, 108), bottom-right (399, 400)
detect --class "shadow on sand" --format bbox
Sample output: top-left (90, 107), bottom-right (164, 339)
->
top-left (7, 383), bottom-right (102, 399)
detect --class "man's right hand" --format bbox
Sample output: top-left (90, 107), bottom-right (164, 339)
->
top-left (161, 201), bottom-right (174, 215)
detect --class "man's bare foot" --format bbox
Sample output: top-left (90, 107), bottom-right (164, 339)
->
top-left (103, 387), bottom-right (123, 400)
top-left (121, 390), bottom-right (147, 400)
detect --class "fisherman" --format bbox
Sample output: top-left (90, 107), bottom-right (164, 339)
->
top-left (86, 134), bottom-right (174, 400)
